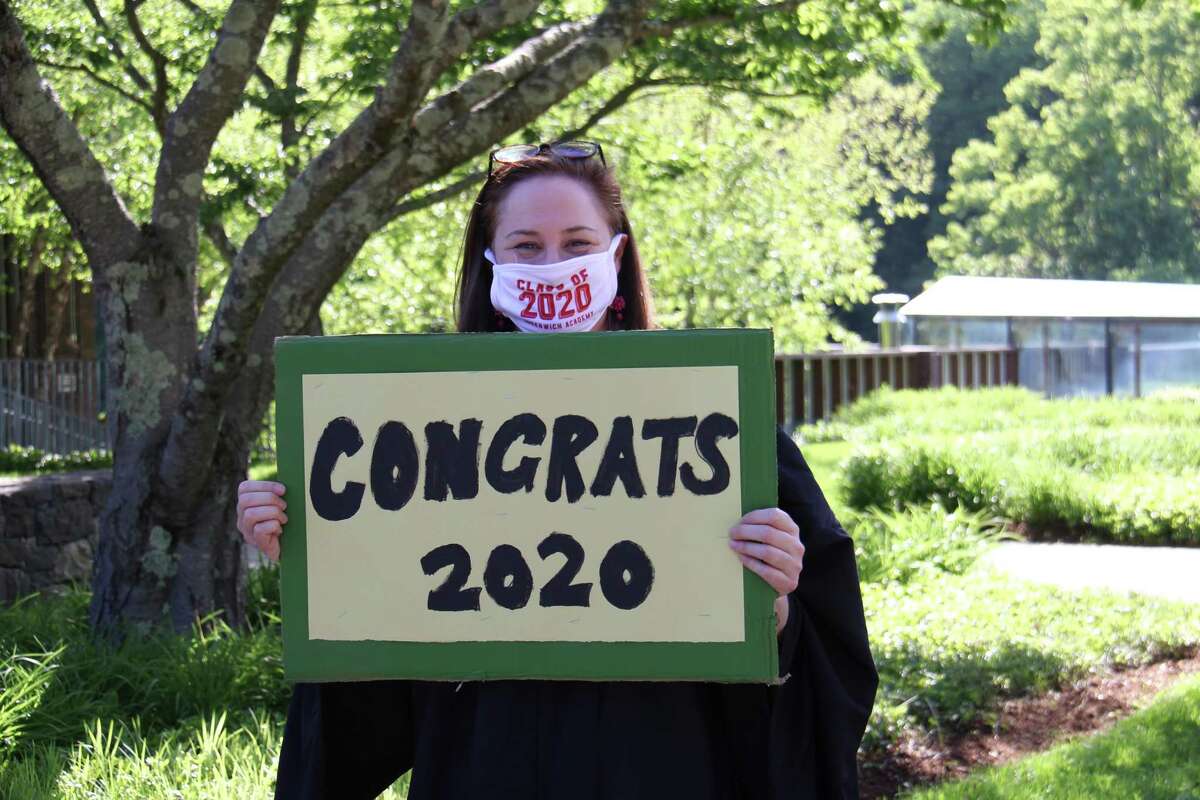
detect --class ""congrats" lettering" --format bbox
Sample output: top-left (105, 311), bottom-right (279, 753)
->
top-left (309, 412), bottom-right (739, 521)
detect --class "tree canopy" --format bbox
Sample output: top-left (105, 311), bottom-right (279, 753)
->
top-left (929, 0), bottom-right (1200, 282)
top-left (0, 0), bottom-right (1012, 634)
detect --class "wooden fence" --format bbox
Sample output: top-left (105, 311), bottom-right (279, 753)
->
top-left (774, 345), bottom-right (1018, 428)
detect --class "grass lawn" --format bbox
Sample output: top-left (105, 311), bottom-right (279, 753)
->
top-left (905, 673), bottom-right (1200, 799)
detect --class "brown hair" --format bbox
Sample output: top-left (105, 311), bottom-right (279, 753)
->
top-left (453, 151), bottom-right (655, 332)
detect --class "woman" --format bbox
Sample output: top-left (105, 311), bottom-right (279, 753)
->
top-left (239, 141), bottom-right (878, 799)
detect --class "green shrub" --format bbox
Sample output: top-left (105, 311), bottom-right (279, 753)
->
top-left (841, 434), bottom-right (1200, 545)
top-left (0, 444), bottom-right (112, 475)
top-left (849, 501), bottom-right (1013, 586)
top-left (797, 384), bottom-right (1200, 444)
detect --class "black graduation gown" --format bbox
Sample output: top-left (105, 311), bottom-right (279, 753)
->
top-left (274, 426), bottom-right (878, 800)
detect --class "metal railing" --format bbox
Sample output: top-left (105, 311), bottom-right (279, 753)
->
top-left (0, 348), bottom-right (1022, 455)
top-left (0, 359), bottom-right (109, 453)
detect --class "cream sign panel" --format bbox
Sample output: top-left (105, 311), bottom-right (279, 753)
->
top-left (300, 366), bottom-right (744, 643)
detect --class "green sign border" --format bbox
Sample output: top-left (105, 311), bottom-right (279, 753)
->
top-left (274, 328), bottom-right (779, 683)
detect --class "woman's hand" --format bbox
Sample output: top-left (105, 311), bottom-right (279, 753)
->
top-left (237, 480), bottom-right (288, 563)
top-left (728, 507), bottom-right (805, 637)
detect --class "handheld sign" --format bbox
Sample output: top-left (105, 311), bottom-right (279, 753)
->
top-left (274, 328), bottom-right (779, 683)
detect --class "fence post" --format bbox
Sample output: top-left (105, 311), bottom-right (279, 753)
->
top-left (775, 359), bottom-right (786, 427)
top-left (793, 359), bottom-right (805, 426)
top-left (810, 357), bottom-right (824, 422)
top-left (839, 357), bottom-right (849, 415)
top-left (821, 357), bottom-right (833, 422)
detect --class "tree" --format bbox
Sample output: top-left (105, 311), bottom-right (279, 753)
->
top-left (615, 75), bottom-right (933, 351)
top-left (835, 0), bottom-right (1041, 338)
top-left (0, 0), bottom-right (1011, 637)
top-left (929, 0), bottom-right (1200, 282)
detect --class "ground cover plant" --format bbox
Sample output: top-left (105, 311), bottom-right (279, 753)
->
top-left (861, 565), bottom-right (1200, 748)
top-left (800, 386), bottom-right (1200, 545)
top-left (902, 672), bottom-right (1200, 799)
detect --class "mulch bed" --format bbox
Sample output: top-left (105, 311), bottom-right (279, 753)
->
top-left (858, 648), bottom-right (1200, 799)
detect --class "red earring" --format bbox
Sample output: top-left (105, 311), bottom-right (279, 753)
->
top-left (609, 294), bottom-right (625, 322)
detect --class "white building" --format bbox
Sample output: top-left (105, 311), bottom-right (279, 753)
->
top-left (898, 275), bottom-right (1200, 398)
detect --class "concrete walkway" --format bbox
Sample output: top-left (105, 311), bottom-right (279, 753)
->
top-left (983, 542), bottom-right (1200, 603)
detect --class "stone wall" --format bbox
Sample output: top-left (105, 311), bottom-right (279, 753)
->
top-left (0, 469), bottom-right (111, 604)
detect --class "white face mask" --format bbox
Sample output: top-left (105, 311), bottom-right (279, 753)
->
top-left (484, 233), bottom-right (626, 333)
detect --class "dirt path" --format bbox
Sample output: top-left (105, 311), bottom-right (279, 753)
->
top-left (982, 541), bottom-right (1200, 603)
top-left (858, 650), bottom-right (1200, 799)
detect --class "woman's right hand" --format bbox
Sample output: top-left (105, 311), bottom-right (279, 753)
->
top-left (237, 480), bottom-right (288, 562)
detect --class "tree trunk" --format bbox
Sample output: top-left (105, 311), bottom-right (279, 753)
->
top-left (87, 293), bottom-right (323, 637)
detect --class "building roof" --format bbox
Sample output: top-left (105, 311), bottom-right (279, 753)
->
top-left (899, 275), bottom-right (1200, 320)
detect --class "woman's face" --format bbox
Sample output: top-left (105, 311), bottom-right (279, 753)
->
top-left (490, 174), bottom-right (627, 267)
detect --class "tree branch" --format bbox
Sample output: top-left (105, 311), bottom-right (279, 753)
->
top-left (32, 57), bottom-right (155, 114)
top-left (278, 0), bottom-right (317, 167)
top-left (384, 169), bottom-right (486, 223)
top-left (80, 0), bottom-right (152, 97)
top-left (558, 66), bottom-right (660, 141)
top-left (172, 0), bottom-right (293, 129)
top-left (202, 214), bottom-right (239, 271)
top-left (412, 18), bottom-right (590, 137)
top-left (123, 0), bottom-right (172, 131)
top-left (387, 66), bottom-right (662, 224)
top-left (422, 0), bottom-right (653, 162)
top-left (430, 0), bottom-right (545, 79)
top-left (157, 0), bottom-right (281, 232)
top-left (0, 1), bottom-right (140, 269)
top-left (370, 0), bottom-right (455, 126)
top-left (639, 75), bottom-right (812, 99)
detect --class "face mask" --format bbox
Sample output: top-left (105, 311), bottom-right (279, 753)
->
top-left (484, 233), bottom-right (626, 333)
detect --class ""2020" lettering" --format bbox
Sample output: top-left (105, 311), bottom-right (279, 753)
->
top-left (420, 532), bottom-right (654, 612)
top-left (517, 269), bottom-right (592, 320)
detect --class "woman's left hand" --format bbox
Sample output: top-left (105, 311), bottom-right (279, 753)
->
top-left (728, 507), bottom-right (805, 636)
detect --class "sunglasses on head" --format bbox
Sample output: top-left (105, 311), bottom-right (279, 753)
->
top-left (487, 140), bottom-right (606, 180)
